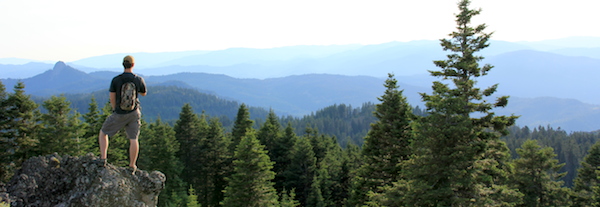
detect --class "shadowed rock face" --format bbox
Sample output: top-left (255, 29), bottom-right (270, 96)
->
top-left (1, 153), bottom-right (165, 207)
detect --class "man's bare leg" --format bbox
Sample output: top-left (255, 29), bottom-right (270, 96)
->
top-left (99, 131), bottom-right (109, 160)
top-left (129, 139), bottom-right (139, 174)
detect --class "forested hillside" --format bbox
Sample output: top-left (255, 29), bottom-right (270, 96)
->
top-left (3, 74), bottom-right (600, 206)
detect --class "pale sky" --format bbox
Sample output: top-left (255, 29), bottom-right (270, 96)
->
top-left (0, 0), bottom-right (598, 62)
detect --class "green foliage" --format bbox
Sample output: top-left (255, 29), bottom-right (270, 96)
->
top-left (511, 140), bottom-right (571, 206)
top-left (38, 95), bottom-right (88, 156)
top-left (186, 185), bottom-right (200, 207)
top-left (279, 189), bottom-right (300, 207)
top-left (503, 125), bottom-right (600, 187)
top-left (272, 123), bottom-right (298, 193)
top-left (283, 136), bottom-right (317, 206)
top-left (0, 81), bottom-right (40, 181)
top-left (64, 85), bottom-right (269, 127)
top-left (282, 103), bottom-right (377, 147)
top-left (394, 0), bottom-right (519, 206)
top-left (573, 140), bottom-right (600, 205)
top-left (82, 96), bottom-right (102, 156)
top-left (350, 73), bottom-right (414, 206)
top-left (139, 118), bottom-right (186, 207)
top-left (257, 109), bottom-right (282, 157)
top-left (173, 103), bottom-right (205, 186)
top-left (221, 132), bottom-right (279, 207)
top-left (196, 117), bottom-right (231, 207)
top-left (230, 103), bottom-right (254, 153)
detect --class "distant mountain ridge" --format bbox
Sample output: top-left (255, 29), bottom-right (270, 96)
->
top-left (2, 37), bottom-right (600, 131)
top-left (2, 61), bottom-right (600, 132)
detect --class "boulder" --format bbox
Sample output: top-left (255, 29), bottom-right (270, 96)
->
top-left (1, 153), bottom-right (165, 207)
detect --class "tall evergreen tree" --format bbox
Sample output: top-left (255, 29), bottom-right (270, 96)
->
top-left (196, 118), bottom-right (231, 207)
top-left (283, 137), bottom-right (317, 206)
top-left (314, 137), bottom-right (346, 207)
top-left (230, 103), bottom-right (254, 153)
top-left (394, 0), bottom-right (519, 206)
top-left (573, 140), bottom-right (600, 206)
top-left (257, 109), bottom-right (281, 157)
top-left (272, 123), bottom-right (298, 193)
top-left (511, 140), bottom-right (571, 206)
top-left (174, 103), bottom-right (205, 186)
top-left (349, 73), bottom-right (414, 206)
top-left (82, 96), bottom-right (102, 155)
top-left (221, 132), bottom-right (279, 207)
top-left (139, 118), bottom-right (187, 207)
top-left (38, 95), bottom-right (87, 156)
top-left (0, 81), bottom-right (40, 181)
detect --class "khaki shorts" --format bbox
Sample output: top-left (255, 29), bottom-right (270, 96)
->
top-left (101, 109), bottom-right (141, 139)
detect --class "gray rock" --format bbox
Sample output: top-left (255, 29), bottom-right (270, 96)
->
top-left (1, 153), bottom-right (165, 207)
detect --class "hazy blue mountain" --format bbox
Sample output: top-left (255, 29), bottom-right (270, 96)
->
top-left (518, 36), bottom-right (600, 51)
top-left (5, 37), bottom-right (600, 80)
top-left (2, 61), bottom-right (106, 96)
top-left (70, 50), bottom-right (212, 70)
top-left (0, 58), bottom-right (53, 65)
top-left (0, 62), bottom-right (54, 79)
top-left (156, 44), bottom-right (364, 67)
top-left (144, 73), bottom-right (416, 115)
top-left (132, 40), bottom-right (534, 79)
top-left (3, 61), bottom-right (600, 132)
top-left (550, 47), bottom-right (600, 59)
top-left (495, 97), bottom-right (600, 132)
top-left (482, 50), bottom-right (600, 104)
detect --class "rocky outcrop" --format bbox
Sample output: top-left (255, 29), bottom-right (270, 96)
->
top-left (0, 153), bottom-right (165, 207)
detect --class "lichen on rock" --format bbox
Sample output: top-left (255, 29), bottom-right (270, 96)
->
top-left (1, 153), bottom-right (165, 207)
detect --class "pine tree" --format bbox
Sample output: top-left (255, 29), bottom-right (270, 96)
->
top-left (272, 123), bottom-right (298, 193)
top-left (395, 0), bottom-right (519, 206)
top-left (573, 140), bottom-right (600, 206)
top-left (257, 109), bottom-right (281, 157)
top-left (314, 140), bottom-right (345, 206)
top-left (186, 185), bottom-right (200, 207)
top-left (139, 118), bottom-right (186, 207)
top-left (573, 141), bottom-right (600, 206)
top-left (230, 103), bottom-right (254, 153)
top-left (196, 117), bottom-right (231, 207)
top-left (279, 189), bottom-right (300, 207)
top-left (82, 96), bottom-right (102, 155)
top-left (0, 81), bottom-right (40, 181)
top-left (38, 95), bottom-right (87, 156)
top-left (174, 103), bottom-right (205, 187)
top-left (221, 132), bottom-right (279, 207)
top-left (511, 140), bottom-right (571, 206)
top-left (283, 137), bottom-right (317, 206)
top-left (341, 142), bottom-right (362, 206)
top-left (350, 73), bottom-right (414, 206)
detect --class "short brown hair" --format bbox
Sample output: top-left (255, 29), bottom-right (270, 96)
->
top-left (123, 55), bottom-right (134, 69)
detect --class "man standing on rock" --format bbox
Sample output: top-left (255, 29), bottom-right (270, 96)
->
top-left (98, 55), bottom-right (147, 174)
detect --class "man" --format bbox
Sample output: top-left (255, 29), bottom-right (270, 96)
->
top-left (98, 55), bottom-right (147, 174)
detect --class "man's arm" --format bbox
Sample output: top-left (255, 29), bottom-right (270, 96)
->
top-left (109, 92), bottom-right (116, 110)
top-left (138, 77), bottom-right (147, 96)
